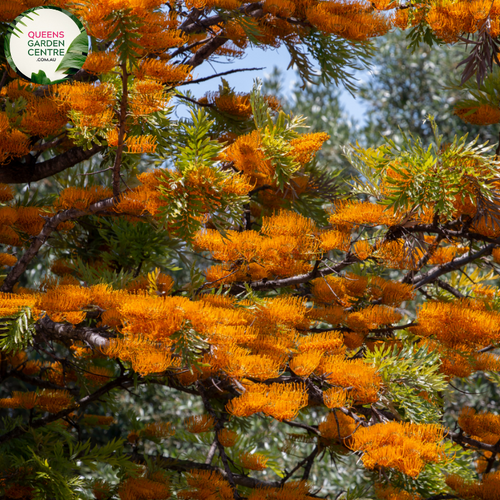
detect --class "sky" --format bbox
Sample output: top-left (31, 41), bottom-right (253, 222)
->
top-left (177, 44), bottom-right (368, 124)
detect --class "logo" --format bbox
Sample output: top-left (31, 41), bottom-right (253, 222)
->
top-left (5, 6), bottom-right (89, 85)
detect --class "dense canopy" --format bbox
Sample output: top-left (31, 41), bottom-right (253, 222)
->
top-left (2, 1), bottom-right (500, 500)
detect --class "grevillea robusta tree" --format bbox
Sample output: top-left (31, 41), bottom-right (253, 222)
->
top-left (2, 1), bottom-right (500, 499)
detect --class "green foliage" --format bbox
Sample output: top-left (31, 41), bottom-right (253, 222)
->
top-left (158, 108), bottom-right (248, 240)
top-left (347, 117), bottom-right (499, 218)
top-left (367, 340), bottom-right (448, 423)
top-left (250, 82), bottom-right (305, 189)
top-left (284, 30), bottom-right (373, 95)
top-left (0, 307), bottom-right (36, 354)
top-left (0, 419), bottom-right (134, 500)
top-left (406, 23), bottom-right (443, 52)
top-left (452, 65), bottom-right (500, 111)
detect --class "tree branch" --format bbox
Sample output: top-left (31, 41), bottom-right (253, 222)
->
top-left (228, 254), bottom-right (359, 293)
top-left (0, 144), bottom-right (104, 184)
top-left (0, 197), bottom-right (114, 293)
top-left (0, 373), bottom-right (132, 445)
top-left (411, 237), bottom-right (500, 289)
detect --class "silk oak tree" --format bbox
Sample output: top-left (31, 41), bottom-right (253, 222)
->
top-left (1, 1), bottom-right (500, 500)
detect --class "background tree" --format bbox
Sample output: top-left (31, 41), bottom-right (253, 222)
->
top-left (1, 2), bottom-right (500, 500)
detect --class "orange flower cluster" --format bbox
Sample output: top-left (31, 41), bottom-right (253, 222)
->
top-left (421, 339), bottom-right (500, 378)
top-left (195, 211), bottom-right (320, 282)
top-left (349, 422), bottom-right (446, 478)
top-left (55, 186), bottom-right (113, 211)
top-left (141, 422), bottom-right (175, 439)
top-left (0, 389), bottom-right (73, 413)
top-left (81, 414), bottom-right (116, 427)
top-left (289, 350), bottom-right (323, 377)
top-left (446, 471), bottom-right (500, 500)
top-left (323, 387), bottom-right (352, 409)
top-left (217, 428), bottom-right (239, 447)
top-left (82, 51), bottom-right (118, 75)
top-left (83, 365), bottom-right (114, 384)
top-left (247, 480), bottom-right (316, 500)
top-left (329, 200), bottom-right (401, 229)
top-left (106, 336), bottom-right (175, 375)
top-left (458, 407), bottom-right (500, 445)
top-left (127, 135), bottom-right (158, 154)
top-left (221, 130), bottom-right (324, 188)
top-left (455, 104), bottom-right (500, 126)
top-left (413, 299), bottom-right (500, 352)
top-left (56, 81), bottom-right (116, 129)
top-left (290, 132), bottom-right (330, 165)
top-left (135, 12), bottom-right (188, 54)
top-left (0, 252), bottom-right (17, 267)
top-left (135, 60), bottom-right (192, 85)
top-left (118, 473), bottom-right (170, 500)
top-left (239, 452), bottom-right (269, 470)
top-left (427, 0), bottom-right (500, 43)
top-left (184, 415), bottom-right (215, 433)
top-left (318, 411), bottom-right (357, 441)
top-left (369, 277), bottom-right (415, 306)
top-left (317, 356), bottom-right (382, 404)
top-left (178, 471), bottom-right (233, 500)
top-left (0, 128), bottom-right (31, 165)
top-left (306, 0), bottom-right (392, 41)
top-left (21, 96), bottom-right (68, 138)
top-left (0, 183), bottom-right (14, 202)
top-left (310, 273), bottom-right (368, 306)
top-left (226, 382), bottom-right (308, 421)
top-left (374, 484), bottom-right (421, 500)
top-left (346, 305), bottom-right (403, 333)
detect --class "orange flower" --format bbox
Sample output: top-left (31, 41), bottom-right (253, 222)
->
top-left (455, 104), bottom-right (500, 125)
top-left (217, 428), bottom-right (239, 447)
top-left (184, 415), bottom-right (215, 433)
top-left (82, 51), bottom-right (118, 75)
top-left (0, 184), bottom-right (14, 202)
top-left (0, 253), bottom-right (17, 267)
top-left (142, 422), bottom-right (175, 439)
top-left (239, 452), bottom-right (269, 470)
top-left (349, 422), bottom-right (446, 478)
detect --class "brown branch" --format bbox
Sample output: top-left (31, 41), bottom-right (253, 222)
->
top-left (132, 452), bottom-right (282, 489)
top-left (197, 382), bottom-right (241, 500)
top-left (228, 254), bottom-right (359, 293)
top-left (0, 197), bottom-right (114, 292)
top-left (435, 279), bottom-right (464, 298)
top-left (175, 67), bottom-right (265, 87)
top-left (180, 2), bottom-right (264, 34)
top-left (0, 373), bottom-right (132, 445)
top-left (411, 237), bottom-right (500, 289)
top-left (402, 234), bottom-right (444, 284)
top-left (450, 429), bottom-right (500, 454)
top-left (186, 35), bottom-right (231, 68)
top-left (0, 144), bottom-right (104, 184)
top-left (282, 420), bottom-right (321, 436)
top-left (36, 315), bottom-right (113, 351)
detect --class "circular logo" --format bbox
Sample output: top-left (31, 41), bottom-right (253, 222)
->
top-left (4, 6), bottom-right (89, 85)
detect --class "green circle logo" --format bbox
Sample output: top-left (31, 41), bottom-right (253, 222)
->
top-left (4, 6), bottom-right (89, 85)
